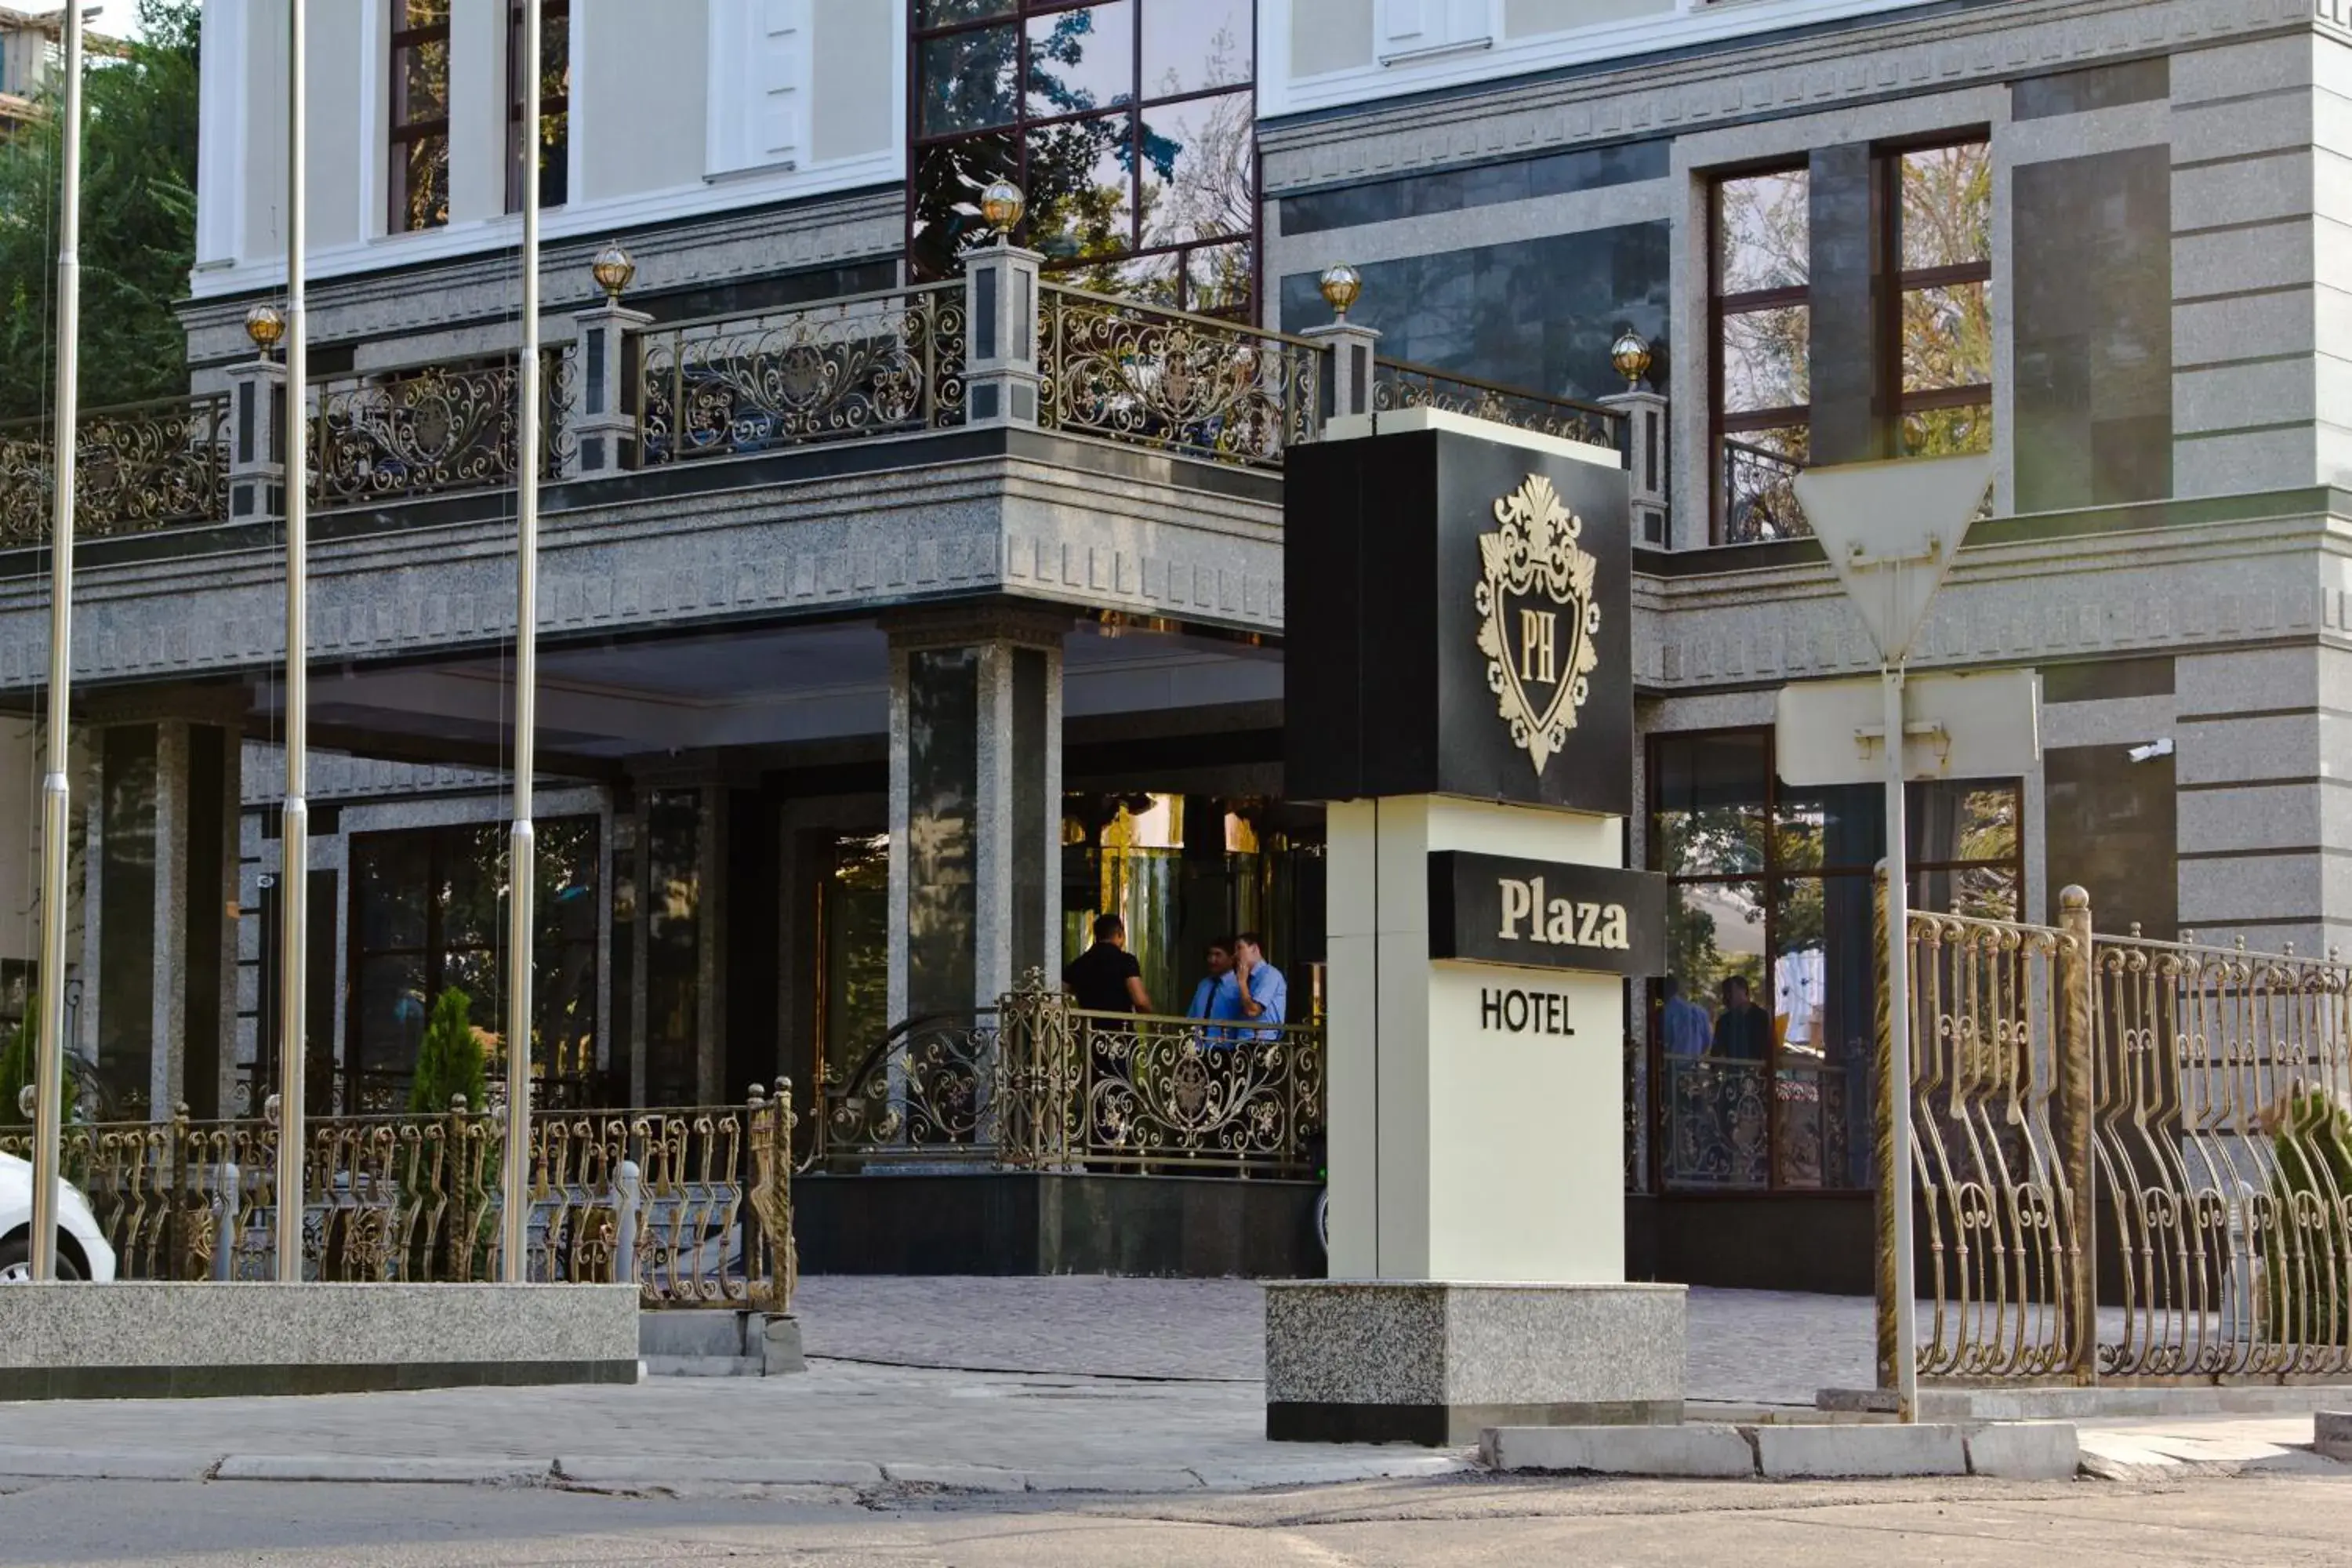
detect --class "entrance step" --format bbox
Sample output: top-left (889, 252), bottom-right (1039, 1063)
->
top-left (639, 1310), bottom-right (804, 1377)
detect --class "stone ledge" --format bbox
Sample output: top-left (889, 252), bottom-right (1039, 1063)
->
top-left (0, 1283), bottom-right (640, 1400)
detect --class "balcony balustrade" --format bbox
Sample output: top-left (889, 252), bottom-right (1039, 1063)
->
top-left (0, 262), bottom-right (1646, 548)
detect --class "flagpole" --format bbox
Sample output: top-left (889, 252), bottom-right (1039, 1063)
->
top-left (274, 0), bottom-right (310, 1283)
top-left (28, 0), bottom-right (85, 1285)
top-left (501, 0), bottom-right (543, 1282)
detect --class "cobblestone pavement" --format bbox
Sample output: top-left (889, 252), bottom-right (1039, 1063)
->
top-left (793, 1278), bottom-right (1879, 1406)
top-left (0, 1279), bottom-right (1879, 1491)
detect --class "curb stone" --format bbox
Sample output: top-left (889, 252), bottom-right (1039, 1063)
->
top-left (879, 1462), bottom-right (1028, 1493)
top-left (1965, 1421), bottom-right (2079, 1481)
top-left (1017, 1467), bottom-right (1207, 1492)
top-left (1482, 1425), bottom-right (1756, 1478)
top-left (212, 1454), bottom-right (551, 1486)
top-left (0, 1446), bottom-right (216, 1483)
top-left (1753, 1423), bottom-right (1969, 1479)
top-left (554, 1456), bottom-right (884, 1488)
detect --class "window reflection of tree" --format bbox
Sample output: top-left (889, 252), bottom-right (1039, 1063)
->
top-left (909, 1), bottom-right (1259, 318)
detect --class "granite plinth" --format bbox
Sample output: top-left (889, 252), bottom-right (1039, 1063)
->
top-left (1264, 1280), bottom-right (1686, 1446)
top-left (0, 1283), bottom-right (640, 1401)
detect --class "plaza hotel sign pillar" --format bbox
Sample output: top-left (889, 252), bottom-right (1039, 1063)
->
top-left (1267, 405), bottom-right (1686, 1446)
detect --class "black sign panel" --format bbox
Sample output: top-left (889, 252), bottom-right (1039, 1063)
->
top-left (1427, 851), bottom-right (1667, 978)
top-left (1285, 424), bottom-right (1634, 814)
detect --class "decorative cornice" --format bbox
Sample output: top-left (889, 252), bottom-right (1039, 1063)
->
top-left (178, 188), bottom-right (904, 359)
top-left (1261, 0), bottom-right (2310, 193)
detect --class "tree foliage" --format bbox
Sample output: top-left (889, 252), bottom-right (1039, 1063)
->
top-left (0, 0), bottom-right (201, 422)
top-left (0, 996), bottom-right (78, 1129)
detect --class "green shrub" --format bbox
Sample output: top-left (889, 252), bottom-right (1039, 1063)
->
top-left (0, 998), bottom-right (77, 1130)
top-left (408, 988), bottom-right (486, 1117)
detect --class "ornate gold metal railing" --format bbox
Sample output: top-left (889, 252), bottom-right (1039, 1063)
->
top-left (1898, 900), bottom-right (2091, 1385)
top-left (1371, 359), bottom-right (1624, 453)
top-left (1658, 1054), bottom-right (1860, 1191)
top-left (1720, 436), bottom-right (1809, 544)
top-left (0, 1084), bottom-right (794, 1311)
top-left (0, 393), bottom-right (231, 543)
top-left (636, 282), bottom-right (967, 464)
top-left (2089, 931), bottom-right (2352, 1380)
top-left (311, 350), bottom-right (575, 507)
top-left (1038, 285), bottom-right (1321, 468)
top-left (1886, 883), bottom-right (2352, 1388)
top-left (812, 982), bottom-right (1325, 1177)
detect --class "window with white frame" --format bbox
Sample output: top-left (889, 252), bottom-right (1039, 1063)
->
top-left (1379, 0), bottom-right (1493, 63)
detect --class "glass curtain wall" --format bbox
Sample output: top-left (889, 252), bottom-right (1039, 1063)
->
top-left (1062, 793), bottom-right (1324, 1018)
top-left (909, 0), bottom-right (1258, 316)
top-left (1647, 728), bottom-right (2020, 1193)
top-left (347, 816), bottom-right (602, 1112)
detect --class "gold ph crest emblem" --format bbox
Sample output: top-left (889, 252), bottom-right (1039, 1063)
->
top-left (1475, 474), bottom-right (1602, 776)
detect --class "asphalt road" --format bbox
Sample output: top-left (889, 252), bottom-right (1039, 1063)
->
top-left (1, 1473), bottom-right (2345, 1567)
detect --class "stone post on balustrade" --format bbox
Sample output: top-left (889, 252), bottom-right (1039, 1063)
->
top-left (1601, 332), bottom-right (1671, 549)
top-left (570, 241), bottom-right (653, 478)
top-left (1298, 263), bottom-right (1380, 430)
top-left (963, 181), bottom-right (1044, 430)
top-left (226, 304), bottom-right (290, 522)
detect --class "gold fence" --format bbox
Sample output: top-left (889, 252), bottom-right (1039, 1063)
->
top-left (0, 394), bottom-right (230, 544)
top-left (814, 983), bottom-right (1324, 1177)
top-left (312, 352), bottom-right (575, 507)
top-left (0, 1084), bottom-right (794, 1311)
top-left (1891, 883), bottom-right (2352, 1386)
top-left (637, 282), bottom-right (966, 464)
top-left (1039, 286), bottom-right (1321, 469)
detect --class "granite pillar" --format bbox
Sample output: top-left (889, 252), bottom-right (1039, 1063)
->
top-left (886, 612), bottom-right (1065, 1025)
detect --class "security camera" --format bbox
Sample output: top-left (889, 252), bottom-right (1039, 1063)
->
top-left (2126, 738), bottom-right (2174, 764)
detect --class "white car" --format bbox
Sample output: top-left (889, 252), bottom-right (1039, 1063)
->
top-left (0, 1152), bottom-right (117, 1282)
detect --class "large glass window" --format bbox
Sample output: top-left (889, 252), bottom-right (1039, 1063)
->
top-left (1646, 728), bottom-right (2020, 1193)
top-left (1710, 138), bottom-right (1992, 543)
top-left (506, 0), bottom-right (571, 212)
top-left (909, 0), bottom-right (1258, 318)
top-left (390, 0), bottom-right (452, 232)
top-left (1711, 166), bottom-right (1810, 546)
top-left (346, 817), bottom-right (604, 1112)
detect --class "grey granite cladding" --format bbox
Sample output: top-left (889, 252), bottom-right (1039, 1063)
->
top-left (0, 1283), bottom-right (640, 1370)
top-left (1263, 1280), bottom-right (1686, 1408)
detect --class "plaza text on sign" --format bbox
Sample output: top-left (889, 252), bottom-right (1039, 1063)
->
top-left (1427, 851), bottom-right (1668, 978)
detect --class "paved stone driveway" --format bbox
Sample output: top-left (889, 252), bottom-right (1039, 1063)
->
top-left (793, 1277), bottom-right (1879, 1406)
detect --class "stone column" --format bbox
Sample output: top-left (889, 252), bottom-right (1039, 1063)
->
top-left (963, 241), bottom-right (1044, 429)
top-left (224, 355), bottom-right (287, 522)
top-left (1301, 320), bottom-right (1380, 428)
top-left (568, 299), bottom-right (652, 477)
top-left (886, 610), bottom-right (1065, 1025)
top-left (1601, 388), bottom-right (1670, 549)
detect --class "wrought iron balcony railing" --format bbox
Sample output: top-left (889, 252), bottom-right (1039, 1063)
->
top-left (812, 979), bottom-right (1325, 1178)
top-left (0, 269), bottom-right (1650, 546)
top-left (1719, 436), bottom-right (1809, 544)
top-left (0, 392), bottom-right (230, 545)
top-left (1372, 360), bottom-right (1624, 455)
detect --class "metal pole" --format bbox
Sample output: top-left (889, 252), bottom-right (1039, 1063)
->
top-left (29, 0), bottom-right (85, 1284)
top-left (274, 0), bottom-right (310, 1283)
top-left (1882, 662), bottom-right (1916, 1421)
top-left (502, 0), bottom-right (543, 1282)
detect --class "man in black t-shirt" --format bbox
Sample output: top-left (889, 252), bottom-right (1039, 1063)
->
top-left (1064, 913), bottom-right (1152, 1014)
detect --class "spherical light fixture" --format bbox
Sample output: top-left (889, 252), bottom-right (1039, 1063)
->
top-left (590, 240), bottom-right (636, 303)
top-left (244, 303), bottom-right (286, 354)
top-left (979, 179), bottom-right (1026, 234)
top-left (1610, 330), bottom-right (1653, 391)
top-left (1317, 263), bottom-right (1363, 322)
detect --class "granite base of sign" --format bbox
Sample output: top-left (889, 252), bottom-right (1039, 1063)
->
top-left (1264, 1281), bottom-right (1686, 1446)
top-left (0, 1283), bottom-right (641, 1400)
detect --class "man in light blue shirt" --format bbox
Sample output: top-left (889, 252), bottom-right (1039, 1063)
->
top-left (1211, 931), bottom-right (1286, 1044)
top-left (1661, 976), bottom-right (1711, 1058)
